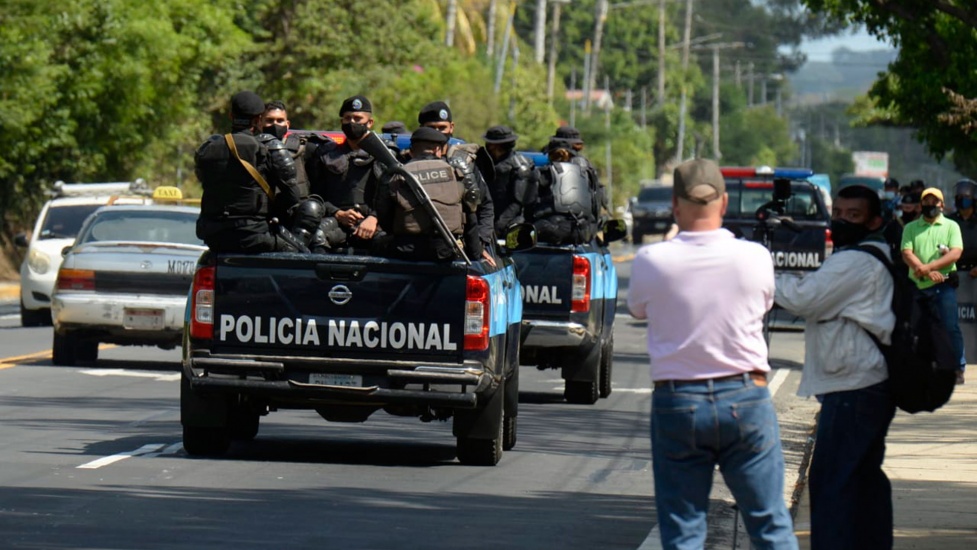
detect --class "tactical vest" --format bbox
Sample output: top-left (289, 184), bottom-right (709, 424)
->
top-left (194, 132), bottom-right (270, 221)
top-left (393, 159), bottom-right (464, 235)
top-left (284, 133), bottom-right (311, 198)
top-left (544, 162), bottom-right (595, 221)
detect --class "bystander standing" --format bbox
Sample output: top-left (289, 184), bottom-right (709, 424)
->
top-left (627, 159), bottom-right (797, 550)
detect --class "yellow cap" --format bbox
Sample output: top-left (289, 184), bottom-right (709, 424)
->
top-left (921, 187), bottom-right (944, 202)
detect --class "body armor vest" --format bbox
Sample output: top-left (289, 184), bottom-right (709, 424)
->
top-left (393, 159), bottom-right (465, 235)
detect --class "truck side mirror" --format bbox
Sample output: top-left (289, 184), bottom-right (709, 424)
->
top-left (503, 223), bottom-right (536, 253)
top-left (602, 219), bottom-right (628, 243)
top-left (62, 246), bottom-right (73, 257)
top-left (14, 233), bottom-right (28, 248)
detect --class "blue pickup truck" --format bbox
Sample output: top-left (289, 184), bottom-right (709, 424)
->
top-left (180, 132), bottom-right (531, 466)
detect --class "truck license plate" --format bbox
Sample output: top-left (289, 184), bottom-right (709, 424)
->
top-left (123, 308), bottom-right (164, 330)
top-left (308, 373), bottom-right (362, 387)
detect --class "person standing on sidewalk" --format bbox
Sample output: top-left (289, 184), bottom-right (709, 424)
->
top-left (775, 185), bottom-right (897, 549)
top-left (627, 159), bottom-right (798, 550)
top-left (902, 187), bottom-right (966, 384)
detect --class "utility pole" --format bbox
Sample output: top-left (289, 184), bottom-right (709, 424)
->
top-left (713, 47), bottom-right (720, 160)
top-left (734, 60), bottom-right (741, 87)
top-left (747, 61), bottom-right (754, 106)
top-left (570, 67), bottom-right (577, 126)
top-left (761, 78), bottom-right (767, 106)
top-left (588, 0), bottom-right (610, 112)
top-left (547, 0), bottom-right (568, 103)
top-left (657, 0), bottom-right (666, 105)
top-left (583, 39), bottom-right (592, 110)
top-left (494, 3), bottom-right (517, 94)
top-left (641, 86), bottom-right (648, 128)
top-left (675, 0), bottom-right (693, 163)
top-left (605, 75), bottom-right (613, 207)
top-left (446, 0), bottom-right (457, 47)
top-left (534, 0), bottom-right (547, 64)
top-left (487, 0), bottom-right (498, 58)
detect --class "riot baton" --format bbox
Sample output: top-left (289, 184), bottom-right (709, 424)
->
top-left (357, 131), bottom-right (471, 264)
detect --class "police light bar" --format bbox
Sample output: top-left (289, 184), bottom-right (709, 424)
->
top-left (720, 167), bottom-right (814, 179)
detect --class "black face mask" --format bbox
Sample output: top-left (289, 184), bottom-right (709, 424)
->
top-left (922, 205), bottom-right (942, 219)
top-left (341, 122), bottom-right (369, 141)
top-left (831, 219), bottom-right (871, 248)
top-left (262, 124), bottom-right (287, 141)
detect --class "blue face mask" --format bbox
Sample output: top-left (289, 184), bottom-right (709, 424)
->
top-left (956, 197), bottom-right (974, 210)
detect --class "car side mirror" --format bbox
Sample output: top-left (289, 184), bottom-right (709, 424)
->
top-left (14, 233), bottom-right (28, 248)
top-left (62, 246), bottom-right (73, 257)
top-left (502, 223), bottom-right (537, 253)
top-left (602, 219), bottom-right (628, 243)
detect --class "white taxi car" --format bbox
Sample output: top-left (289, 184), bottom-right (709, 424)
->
top-left (51, 203), bottom-right (205, 366)
top-left (14, 181), bottom-right (154, 326)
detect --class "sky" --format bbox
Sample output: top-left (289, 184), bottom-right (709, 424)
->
top-left (799, 27), bottom-right (895, 62)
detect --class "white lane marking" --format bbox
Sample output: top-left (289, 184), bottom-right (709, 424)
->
top-left (77, 443), bottom-right (166, 469)
top-left (81, 369), bottom-right (180, 382)
top-left (143, 442), bottom-right (184, 458)
top-left (637, 368), bottom-right (792, 550)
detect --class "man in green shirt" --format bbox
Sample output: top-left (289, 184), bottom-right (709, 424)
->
top-left (901, 187), bottom-right (966, 383)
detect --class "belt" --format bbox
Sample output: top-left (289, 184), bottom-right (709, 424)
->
top-left (654, 371), bottom-right (768, 389)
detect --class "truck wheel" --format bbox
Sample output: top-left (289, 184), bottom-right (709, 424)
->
top-left (457, 423), bottom-right (503, 466)
top-left (502, 367), bottom-right (518, 451)
top-left (632, 230), bottom-right (644, 245)
top-left (183, 425), bottom-right (231, 457)
top-left (599, 335), bottom-right (614, 398)
top-left (52, 332), bottom-right (77, 366)
top-left (77, 340), bottom-right (99, 363)
top-left (565, 380), bottom-right (598, 404)
top-left (228, 401), bottom-right (260, 442)
top-left (20, 301), bottom-right (50, 327)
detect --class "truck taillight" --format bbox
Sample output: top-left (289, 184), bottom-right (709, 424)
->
top-left (464, 275), bottom-right (490, 351)
top-left (571, 255), bottom-right (591, 313)
top-left (56, 269), bottom-right (96, 291)
top-left (189, 266), bottom-right (215, 340)
top-left (825, 228), bottom-right (833, 256)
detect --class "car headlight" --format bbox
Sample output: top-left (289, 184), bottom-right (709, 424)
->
top-left (28, 249), bottom-right (51, 274)
top-left (632, 206), bottom-right (648, 216)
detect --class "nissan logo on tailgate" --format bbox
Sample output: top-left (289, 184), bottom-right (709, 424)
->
top-left (328, 285), bottom-right (353, 305)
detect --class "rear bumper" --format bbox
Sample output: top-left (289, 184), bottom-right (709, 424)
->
top-left (52, 292), bottom-right (187, 344)
top-left (520, 319), bottom-right (589, 348)
top-left (184, 352), bottom-right (495, 409)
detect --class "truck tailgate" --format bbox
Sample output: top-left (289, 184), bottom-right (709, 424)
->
top-left (513, 248), bottom-right (573, 317)
top-left (210, 254), bottom-right (467, 363)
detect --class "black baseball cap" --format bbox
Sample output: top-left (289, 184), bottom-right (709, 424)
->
top-left (339, 95), bottom-right (372, 116)
top-left (418, 101), bottom-right (452, 124)
top-left (410, 126), bottom-right (449, 145)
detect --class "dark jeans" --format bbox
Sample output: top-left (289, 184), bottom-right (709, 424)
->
top-left (810, 381), bottom-right (896, 550)
top-left (919, 284), bottom-right (966, 370)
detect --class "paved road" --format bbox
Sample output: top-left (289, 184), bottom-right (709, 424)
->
top-left (0, 249), bottom-right (817, 549)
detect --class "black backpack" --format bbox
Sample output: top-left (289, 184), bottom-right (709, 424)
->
top-left (855, 244), bottom-right (957, 413)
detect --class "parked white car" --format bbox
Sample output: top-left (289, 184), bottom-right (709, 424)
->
top-left (51, 204), bottom-right (205, 366)
top-left (15, 181), bottom-right (154, 326)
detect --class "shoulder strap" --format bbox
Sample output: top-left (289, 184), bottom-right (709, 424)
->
top-left (224, 134), bottom-right (274, 199)
top-left (852, 243), bottom-right (898, 348)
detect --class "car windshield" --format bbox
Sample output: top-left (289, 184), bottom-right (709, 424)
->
top-left (78, 210), bottom-right (203, 246)
top-left (39, 204), bottom-right (103, 239)
top-left (726, 183), bottom-right (824, 220)
top-left (637, 187), bottom-right (672, 202)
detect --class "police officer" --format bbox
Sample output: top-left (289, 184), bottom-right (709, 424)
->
top-left (260, 100), bottom-right (315, 199)
top-left (195, 91), bottom-right (304, 253)
top-left (483, 125), bottom-right (536, 236)
top-left (883, 192), bottom-right (921, 269)
top-left (949, 179), bottom-right (977, 277)
top-left (418, 101), bottom-right (496, 265)
top-left (376, 127), bottom-right (475, 261)
top-left (549, 126), bottom-right (609, 223)
top-left (307, 95), bottom-right (382, 246)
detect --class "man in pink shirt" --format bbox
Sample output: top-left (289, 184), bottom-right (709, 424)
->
top-left (628, 159), bottom-right (797, 550)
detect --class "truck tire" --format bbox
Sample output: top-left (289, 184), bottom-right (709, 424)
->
top-left (564, 343), bottom-right (601, 405)
top-left (632, 230), bottom-right (644, 245)
top-left (52, 332), bottom-right (77, 366)
top-left (183, 425), bottom-right (231, 457)
top-left (503, 368), bottom-right (519, 451)
top-left (20, 301), bottom-right (50, 327)
top-left (455, 378), bottom-right (505, 466)
top-left (599, 335), bottom-right (614, 398)
top-left (77, 339), bottom-right (99, 363)
top-left (228, 401), bottom-right (260, 442)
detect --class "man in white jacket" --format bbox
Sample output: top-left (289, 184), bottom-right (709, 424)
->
top-left (775, 184), bottom-right (896, 550)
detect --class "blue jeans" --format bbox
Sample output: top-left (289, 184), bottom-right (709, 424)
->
top-left (651, 375), bottom-right (798, 550)
top-left (919, 283), bottom-right (966, 370)
top-left (810, 381), bottom-right (896, 550)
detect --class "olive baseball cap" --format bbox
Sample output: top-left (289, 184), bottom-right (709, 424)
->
top-left (673, 159), bottom-right (725, 204)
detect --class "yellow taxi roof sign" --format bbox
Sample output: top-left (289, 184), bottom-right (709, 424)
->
top-left (152, 186), bottom-right (184, 202)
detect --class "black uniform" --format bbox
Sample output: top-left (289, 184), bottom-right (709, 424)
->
top-left (948, 211), bottom-right (977, 271)
top-left (568, 150), bottom-right (609, 224)
top-left (306, 140), bottom-right (383, 243)
top-left (488, 150), bottom-right (537, 235)
top-left (195, 129), bottom-right (303, 253)
top-left (446, 143), bottom-right (495, 252)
